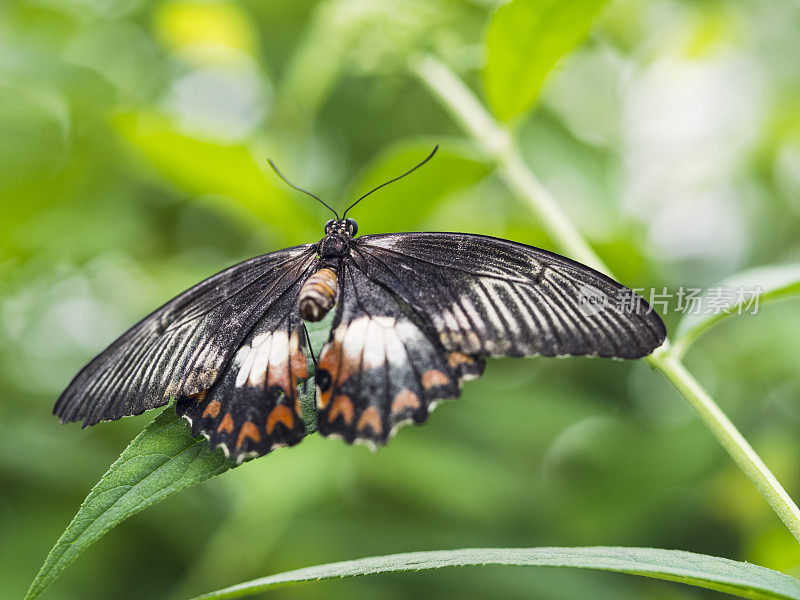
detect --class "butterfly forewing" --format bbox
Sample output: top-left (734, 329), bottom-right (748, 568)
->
top-left (54, 244), bottom-right (316, 428)
top-left (351, 232), bottom-right (666, 360)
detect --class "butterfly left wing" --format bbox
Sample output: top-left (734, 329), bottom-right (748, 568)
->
top-left (55, 244), bottom-right (316, 427)
top-left (315, 262), bottom-right (485, 447)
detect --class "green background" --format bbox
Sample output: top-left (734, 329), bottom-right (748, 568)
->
top-left (2, 0), bottom-right (800, 598)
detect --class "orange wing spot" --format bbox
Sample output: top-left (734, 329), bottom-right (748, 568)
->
top-left (236, 422), bottom-right (261, 449)
top-left (318, 330), bottom-right (359, 388)
top-left (290, 348), bottom-right (308, 381)
top-left (338, 351), bottom-right (361, 386)
top-left (202, 400), bottom-right (221, 418)
top-left (264, 339), bottom-right (308, 401)
top-left (317, 385), bottom-right (332, 409)
top-left (266, 404), bottom-right (295, 435)
top-left (217, 413), bottom-right (234, 434)
top-left (317, 341), bottom-right (341, 377)
top-left (189, 390), bottom-right (207, 402)
top-left (391, 389), bottom-right (421, 414)
top-left (267, 362), bottom-right (291, 395)
top-left (422, 369), bottom-right (450, 389)
top-left (316, 340), bottom-right (342, 410)
top-left (448, 352), bottom-right (474, 368)
top-left (328, 395), bottom-right (354, 425)
top-left (356, 406), bottom-right (382, 434)
top-left (294, 395), bottom-right (302, 417)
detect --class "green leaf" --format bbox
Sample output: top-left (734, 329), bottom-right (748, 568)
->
top-left (483, 0), bottom-right (609, 122)
top-left (673, 262), bottom-right (800, 357)
top-left (26, 316), bottom-right (332, 600)
top-left (187, 547), bottom-right (800, 600)
top-left (25, 407), bottom-right (233, 600)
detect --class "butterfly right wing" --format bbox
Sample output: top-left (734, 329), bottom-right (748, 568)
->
top-left (353, 233), bottom-right (665, 359)
top-left (54, 244), bottom-right (317, 427)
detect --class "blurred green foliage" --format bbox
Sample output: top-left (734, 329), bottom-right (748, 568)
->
top-left (484, 0), bottom-right (608, 120)
top-left (2, 1), bottom-right (800, 599)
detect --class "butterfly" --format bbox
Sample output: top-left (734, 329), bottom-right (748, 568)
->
top-left (54, 147), bottom-right (666, 462)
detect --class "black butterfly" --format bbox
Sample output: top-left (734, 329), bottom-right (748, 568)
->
top-left (54, 147), bottom-right (666, 462)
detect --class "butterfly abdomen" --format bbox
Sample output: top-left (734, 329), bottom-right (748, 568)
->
top-left (299, 267), bottom-right (338, 322)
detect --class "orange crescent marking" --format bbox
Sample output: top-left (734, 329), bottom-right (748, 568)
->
top-left (318, 386), bottom-right (332, 409)
top-left (217, 413), bottom-right (234, 434)
top-left (447, 352), bottom-right (474, 368)
top-left (421, 369), bottom-right (450, 389)
top-left (356, 406), bottom-right (382, 434)
top-left (391, 389), bottom-right (421, 414)
top-left (328, 395), bottom-right (354, 425)
top-left (236, 422), bottom-right (261, 449)
top-left (266, 404), bottom-right (295, 435)
top-left (202, 400), bottom-right (221, 419)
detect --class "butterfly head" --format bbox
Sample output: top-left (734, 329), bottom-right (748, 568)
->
top-left (324, 218), bottom-right (358, 237)
top-left (318, 219), bottom-right (356, 259)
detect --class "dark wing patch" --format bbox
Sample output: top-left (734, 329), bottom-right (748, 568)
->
top-left (177, 285), bottom-right (310, 462)
top-left (315, 263), bottom-right (485, 447)
top-left (54, 245), bottom-right (316, 427)
top-left (353, 233), bottom-right (666, 359)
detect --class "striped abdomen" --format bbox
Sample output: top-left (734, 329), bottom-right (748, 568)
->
top-left (299, 267), bottom-right (338, 322)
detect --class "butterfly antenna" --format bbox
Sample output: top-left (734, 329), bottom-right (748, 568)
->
top-left (267, 158), bottom-right (339, 219)
top-left (342, 145), bottom-right (439, 218)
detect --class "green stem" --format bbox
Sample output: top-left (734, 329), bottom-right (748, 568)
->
top-left (653, 351), bottom-right (800, 538)
top-left (411, 54), bottom-right (800, 545)
top-left (411, 56), bottom-right (608, 273)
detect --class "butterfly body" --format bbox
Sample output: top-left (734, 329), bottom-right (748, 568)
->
top-left (298, 267), bottom-right (338, 322)
top-left (297, 219), bottom-right (356, 322)
top-left (55, 219), bottom-right (666, 462)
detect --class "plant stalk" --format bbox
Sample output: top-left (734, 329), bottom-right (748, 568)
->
top-left (411, 54), bottom-right (800, 544)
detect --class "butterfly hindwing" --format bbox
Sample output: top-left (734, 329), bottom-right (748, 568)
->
top-left (352, 232), bottom-right (666, 359)
top-left (315, 263), bottom-right (485, 446)
top-left (177, 287), bottom-right (310, 461)
top-left (54, 245), bottom-right (316, 428)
